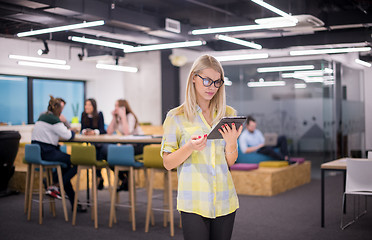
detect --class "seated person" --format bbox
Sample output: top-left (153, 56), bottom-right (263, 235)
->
top-left (56, 97), bottom-right (71, 129)
top-left (238, 115), bottom-right (289, 161)
top-left (81, 98), bottom-right (107, 190)
top-left (31, 95), bottom-right (86, 212)
top-left (106, 99), bottom-right (143, 136)
top-left (107, 99), bottom-right (143, 191)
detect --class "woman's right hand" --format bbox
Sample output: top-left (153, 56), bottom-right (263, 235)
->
top-left (111, 109), bottom-right (117, 117)
top-left (188, 134), bottom-right (208, 151)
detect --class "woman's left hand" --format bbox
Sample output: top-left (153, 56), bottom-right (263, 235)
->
top-left (219, 123), bottom-right (243, 146)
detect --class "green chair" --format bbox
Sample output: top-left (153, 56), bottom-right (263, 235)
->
top-left (143, 144), bottom-right (175, 237)
top-left (70, 145), bottom-right (111, 229)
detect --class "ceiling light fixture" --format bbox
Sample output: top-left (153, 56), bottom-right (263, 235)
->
top-left (250, 0), bottom-right (298, 23)
top-left (123, 40), bottom-right (205, 53)
top-left (96, 63), bottom-right (138, 73)
top-left (37, 40), bottom-right (49, 55)
top-left (191, 21), bottom-right (295, 35)
top-left (323, 81), bottom-right (335, 85)
top-left (17, 61), bottom-right (71, 70)
top-left (257, 65), bottom-right (315, 73)
top-left (355, 59), bottom-right (371, 67)
top-left (8, 55), bottom-right (66, 65)
top-left (247, 80), bottom-right (285, 87)
top-left (216, 35), bottom-right (262, 49)
top-left (294, 83), bottom-right (307, 89)
top-left (289, 47), bottom-right (371, 56)
top-left (215, 53), bottom-right (269, 62)
top-left (282, 68), bottom-right (334, 79)
top-left (224, 77), bottom-right (233, 86)
top-left (69, 36), bottom-right (133, 50)
top-left (17, 20), bottom-right (105, 37)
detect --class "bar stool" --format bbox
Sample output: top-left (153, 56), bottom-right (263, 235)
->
top-left (143, 144), bottom-right (175, 237)
top-left (24, 144), bottom-right (67, 214)
top-left (25, 144), bottom-right (69, 224)
top-left (107, 145), bottom-right (144, 230)
top-left (71, 144), bottom-right (111, 229)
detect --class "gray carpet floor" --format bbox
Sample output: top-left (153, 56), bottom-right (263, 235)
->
top-left (1, 171), bottom-right (372, 239)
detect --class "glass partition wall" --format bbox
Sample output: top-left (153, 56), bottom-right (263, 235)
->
top-left (224, 59), bottom-right (365, 161)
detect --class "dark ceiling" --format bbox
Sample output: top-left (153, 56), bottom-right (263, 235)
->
top-left (1, 0), bottom-right (372, 58)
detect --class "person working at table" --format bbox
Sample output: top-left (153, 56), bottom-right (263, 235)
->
top-left (238, 115), bottom-right (289, 161)
top-left (31, 95), bottom-right (87, 213)
top-left (80, 98), bottom-right (107, 190)
top-left (107, 99), bottom-right (143, 191)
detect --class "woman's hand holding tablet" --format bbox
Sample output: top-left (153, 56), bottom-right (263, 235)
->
top-left (207, 116), bottom-right (247, 139)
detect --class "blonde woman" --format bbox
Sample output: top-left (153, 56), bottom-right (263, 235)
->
top-left (161, 55), bottom-right (243, 240)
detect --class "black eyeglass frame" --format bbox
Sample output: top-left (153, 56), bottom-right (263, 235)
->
top-left (196, 74), bottom-right (224, 88)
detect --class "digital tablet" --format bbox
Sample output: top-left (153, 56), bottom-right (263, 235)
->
top-left (207, 116), bottom-right (247, 139)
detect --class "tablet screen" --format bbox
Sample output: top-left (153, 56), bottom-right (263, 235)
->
top-left (207, 116), bottom-right (246, 139)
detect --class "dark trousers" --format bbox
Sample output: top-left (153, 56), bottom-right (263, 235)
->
top-left (181, 211), bottom-right (236, 240)
top-left (95, 143), bottom-right (108, 178)
top-left (258, 135), bottom-right (289, 160)
top-left (32, 141), bottom-right (77, 208)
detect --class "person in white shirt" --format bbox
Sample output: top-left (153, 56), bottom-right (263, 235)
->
top-left (31, 95), bottom-right (86, 212)
top-left (107, 99), bottom-right (143, 191)
top-left (107, 99), bottom-right (143, 136)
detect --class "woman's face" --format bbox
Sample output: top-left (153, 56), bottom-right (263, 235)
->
top-left (192, 68), bottom-right (221, 103)
top-left (114, 101), bottom-right (119, 111)
top-left (84, 100), bottom-right (94, 114)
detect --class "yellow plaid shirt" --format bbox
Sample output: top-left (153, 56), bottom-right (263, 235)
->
top-left (161, 105), bottom-right (239, 218)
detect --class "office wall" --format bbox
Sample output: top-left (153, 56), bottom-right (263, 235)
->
top-left (176, 49), bottom-right (372, 151)
top-left (0, 37), bottom-right (162, 125)
top-left (364, 68), bottom-right (372, 150)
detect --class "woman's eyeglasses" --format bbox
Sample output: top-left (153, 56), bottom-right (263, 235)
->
top-left (196, 74), bottom-right (224, 88)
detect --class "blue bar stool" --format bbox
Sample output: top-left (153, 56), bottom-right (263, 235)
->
top-left (25, 144), bottom-right (69, 224)
top-left (107, 144), bottom-right (144, 231)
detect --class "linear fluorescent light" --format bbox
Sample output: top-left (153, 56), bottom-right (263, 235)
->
top-left (69, 36), bottom-right (133, 50)
top-left (323, 81), bottom-right (335, 85)
top-left (216, 35), bottom-right (262, 49)
top-left (294, 83), bottom-right (307, 89)
top-left (251, 0), bottom-right (298, 23)
top-left (257, 65), bottom-right (314, 73)
top-left (290, 47), bottom-right (371, 56)
top-left (355, 59), bottom-right (371, 67)
top-left (191, 21), bottom-right (295, 35)
top-left (216, 53), bottom-right (269, 62)
top-left (224, 77), bottom-right (232, 86)
top-left (17, 20), bottom-right (104, 37)
top-left (123, 41), bottom-right (205, 53)
top-left (282, 68), bottom-right (334, 79)
top-left (9, 54), bottom-right (66, 65)
top-left (18, 61), bottom-right (70, 70)
top-left (247, 81), bottom-right (285, 87)
top-left (96, 63), bottom-right (138, 73)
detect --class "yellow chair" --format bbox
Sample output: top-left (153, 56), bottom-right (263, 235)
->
top-left (143, 144), bottom-right (175, 237)
top-left (25, 144), bottom-right (69, 224)
top-left (70, 145), bottom-right (111, 229)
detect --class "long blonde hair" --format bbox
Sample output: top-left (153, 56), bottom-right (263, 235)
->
top-left (178, 55), bottom-right (226, 125)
